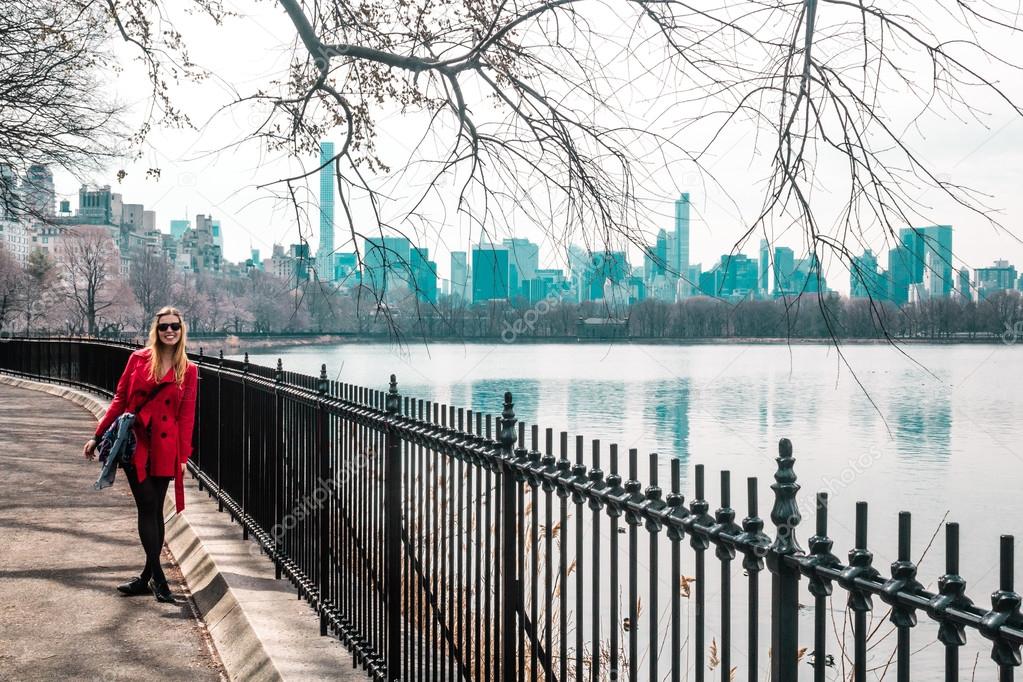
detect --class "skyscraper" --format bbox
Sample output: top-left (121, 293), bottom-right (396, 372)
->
top-left (887, 245), bottom-right (913, 305)
top-left (23, 164), bottom-right (54, 218)
top-left (170, 219), bottom-right (191, 240)
top-left (318, 141), bottom-right (335, 281)
top-left (502, 238), bottom-right (539, 297)
top-left (211, 219), bottom-right (223, 251)
top-left (643, 229), bottom-right (669, 282)
top-left (450, 252), bottom-right (468, 301)
top-left (363, 236), bottom-right (411, 297)
top-left (759, 239), bottom-right (770, 296)
top-left (0, 165), bottom-right (14, 220)
top-left (899, 226), bottom-right (953, 298)
top-left (409, 247), bottom-right (438, 303)
top-left (584, 251), bottom-right (630, 300)
top-left (957, 268), bottom-right (972, 300)
top-left (472, 244), bottom-right (510, 302)
top-left (851, 250), bottom-right (886, 299)
top-left (701, 254), bottom-right (758, 299)
top-left (772, 247), bottom-right (795, 296)
top-left (975, 260), bottom-right (1017, 300)
top-left (674, 193), bottom-right (690, 276)
top-left (78, 185), bottom-right (114, 224)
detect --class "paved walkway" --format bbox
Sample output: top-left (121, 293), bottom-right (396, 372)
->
top-left (0, 383), bottom-right (225, 681)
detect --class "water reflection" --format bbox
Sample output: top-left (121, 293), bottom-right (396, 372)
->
top-left (890, 382), bottom-right (952, 461)
top-left (645, 380), bottom-right (690, 463)
top-left (238, 342), bottom-right (1023, 632)
top-left (564, 380), bottom-right (627, 428)
top-left (467, 378), bottom-right (541, 424)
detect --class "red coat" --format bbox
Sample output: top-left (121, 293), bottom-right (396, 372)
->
top-left (94, 348), bottom-right (198, 513)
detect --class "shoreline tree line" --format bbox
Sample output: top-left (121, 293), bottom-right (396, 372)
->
top-left (2, 234), bottom-right (1020, 342)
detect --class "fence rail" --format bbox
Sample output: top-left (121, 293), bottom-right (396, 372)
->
top-left (2, 337), bottom-right (1021, 681)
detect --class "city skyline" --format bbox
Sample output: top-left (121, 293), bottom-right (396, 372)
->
top-left (50, 168), bottom-right (1023, 299)
top-left (9, 166), bottom-right (1023, 308)
top-left (43, 142), bottom-right (1023, 300)
top-left (19, 0), bottom-right (1018, 306)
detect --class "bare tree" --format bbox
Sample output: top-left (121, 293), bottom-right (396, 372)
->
top-left (0, 1), bottom-right (125, 220)
top-left (0, 245), bottom-right (24, 331)
top-left (21, 248), bottom-right (58, 334)
top-left (62, 227), bottom-right (120, 336)
top-left (2, 0), bottom-right (1019, 351)
top-left (99, 2), bottom-right (1020, 259)
top-left (128, 246), bottom-right (173, 326)
top-left (246, 270), bottom-right (300, 333)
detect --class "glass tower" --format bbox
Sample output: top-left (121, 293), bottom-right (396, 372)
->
top-left (318, 141), bottom-right (335, 281)
top-left (674, 193), bottom-right (690, 276)
top-left (899, 225), bottom-right (953, 298)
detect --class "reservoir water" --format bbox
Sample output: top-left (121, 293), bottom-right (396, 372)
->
top-left (235, 340), bottom-right (1023, 678)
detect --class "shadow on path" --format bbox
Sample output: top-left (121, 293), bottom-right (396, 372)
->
top-left (0, 383), bottom-right (225, 681)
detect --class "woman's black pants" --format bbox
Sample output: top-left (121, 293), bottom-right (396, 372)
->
top-left (125, 467), bottom-right (172, 585)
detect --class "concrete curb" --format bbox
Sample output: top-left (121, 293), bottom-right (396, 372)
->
top-left (162, 491), bottom-right (282, 681)
top-left (0, 374), bottom-right (107, 420)
top-left (0, 372), bottom-right (361, 681)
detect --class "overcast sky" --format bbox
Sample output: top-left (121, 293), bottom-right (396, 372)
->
top-left (52, 1), bottom-right (1023, 293)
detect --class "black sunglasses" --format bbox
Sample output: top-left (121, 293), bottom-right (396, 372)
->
top-left (157, 322), bottom-right (182, 332)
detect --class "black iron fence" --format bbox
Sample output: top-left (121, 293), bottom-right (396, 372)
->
top-left (2, 337), bottom-right (1021, 681)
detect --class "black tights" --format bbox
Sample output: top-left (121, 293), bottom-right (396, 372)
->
top-left (126, 469), bottom-right (172, 585)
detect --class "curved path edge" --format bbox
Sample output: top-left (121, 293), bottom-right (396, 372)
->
top-left (0, 373), bottom-right (364, 682)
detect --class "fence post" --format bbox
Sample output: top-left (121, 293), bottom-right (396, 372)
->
top-left (317, 364), bottom-right (330, 637)
top-left (196, 347), bottom-right (204, 492)
top-left (242, 353), bottom-right (249, 541)
top-left (274, 358), bottom-right (284, 580)
top-left (384, 374), bottom-right (402, 681)
top-left (768, 438), bottom-right (803, 682)
top-left (217, 349), bottom-right (224, 513)
top-left (499, 391), bottom-right (519, 682)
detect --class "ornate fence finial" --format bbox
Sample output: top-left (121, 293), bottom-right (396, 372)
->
top-left (218, 348), bottom-right (224, 361)
top-left (839, 502), bottom-right (879, 613)
top-left (664, 458), bottom-right (686, 543)
top-left (803, 492), bottom-right (840, 597)
top-left (688, 464), bottom-right (712, 552)
top-left (317, 363), bottom-right (328, 395)
top-left (770, 437), bottom-right (802, 555)
top-left (979, 535), bottom-right (1022, 667)
top-left (499, 391), bottom-right (517, 453)
top-left (712, 471), bottom-right (741, 561)
top-left (738, 477), bottom-right (771, 572)
top-left (386, 374), bottom-right (401, 415)
top-left (881, 511), bottom-right (922, 627)
top-left (243, 352), bottom-right (249, 371)
top-left (274, 358), bottom-right (283, 383)
top-left (927, 522), bottom-right (972, 649)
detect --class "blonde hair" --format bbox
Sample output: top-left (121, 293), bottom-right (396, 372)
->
top-left (146, 306), bottom-right (190, 384)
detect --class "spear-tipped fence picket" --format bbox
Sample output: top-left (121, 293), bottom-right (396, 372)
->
top-left (2, 337), bottom-right (1021, 681)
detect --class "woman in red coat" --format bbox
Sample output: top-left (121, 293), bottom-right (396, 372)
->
top-left (82, 306), bottom-right (198, 603)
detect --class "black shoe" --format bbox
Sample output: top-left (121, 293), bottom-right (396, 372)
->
top-left (117, 577), bottom-right (151, 596)
top-left (150, 579), bottom-right (175, 603)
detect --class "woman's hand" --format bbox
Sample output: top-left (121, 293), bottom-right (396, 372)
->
top-left (83, 439), bottom-right (97, 461)
top-left (180, 461), bottom-right (187, 476)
